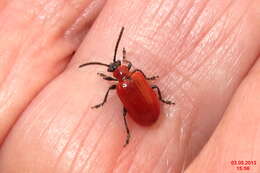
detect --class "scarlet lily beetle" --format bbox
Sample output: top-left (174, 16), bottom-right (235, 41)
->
top-left (79, 27), bottom-right (174, 146)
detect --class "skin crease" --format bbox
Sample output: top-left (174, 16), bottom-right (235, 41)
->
top-left (0, 0), bottom-right (259, 172)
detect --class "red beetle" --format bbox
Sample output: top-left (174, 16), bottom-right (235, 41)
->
top-left (79, 27), bottom-right (174, 146)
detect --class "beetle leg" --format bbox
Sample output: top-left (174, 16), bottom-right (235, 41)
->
top-left (91, 85), bottom-right (116, 109)
top-left (132, 69), bottom-right (159, 80)
top-left (97, 72), bottom-right (117, 81)
top-left (123, 107), bottom-right (131, 147)
top-left (151, 85), bottom-right (175, 105)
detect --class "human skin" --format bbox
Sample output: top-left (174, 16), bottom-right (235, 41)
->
top-left (0, 0), bottom-right (259, 172)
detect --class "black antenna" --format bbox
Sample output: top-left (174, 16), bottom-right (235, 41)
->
top-left (113, 27), bottom-right (124, 62)
top-left (79, 62), bottom-right (109, 68)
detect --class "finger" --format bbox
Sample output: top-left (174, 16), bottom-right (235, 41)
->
top-left (0, 0), bottom-right (260, 172)
top-left (185, 57), bottom-right (260, 172)
top-left (0, 0), bottom-right (106, 143)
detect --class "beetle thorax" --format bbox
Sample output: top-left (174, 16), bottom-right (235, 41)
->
top-left (113, 65), bottom-right (130, 81)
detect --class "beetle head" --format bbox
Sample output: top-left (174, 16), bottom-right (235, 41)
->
top-left (108, 60), bottom-right (121, 72)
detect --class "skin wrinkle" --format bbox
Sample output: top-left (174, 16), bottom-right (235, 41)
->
top-left (132, 0), bottom-right (209, 108)
top-left (151, 123), bottom-right (182, 172)
top-left (154, 0), bottom-right (194, 43)
top-left (155, 0), bottom-right (209, 60)
top-left (130, 0), bottom-right (164, 44)
top-left (186, 10), bottom-right (255, 166)
top-left (52, 108), bottom-right (87, 172)
top-left (25, 75), bottom-right (99, 172)
top-left (44, 113), bottom-right (83, 172)
top-left (209, 25), bottom-right (242, 83)
top-left (150, 0), bottom-right (179, 37)
top-left (129, 0), bottom-right (212, 79)
top-left (180, 113), bottom-right (194, 173)
top-left (171, 1), bottom-right (230, 71)
top-left (166, 0), bottom-right (217, 70)
top-left (174, 2), bottom-right (233, 73)
top-left (113, 125), bottom-right (150, 172)
top-left (125, 115), bottom-right (183, 172)
top-left (187, 14), bottom-right (235, 79)
top-left (72, 97), bottom-right (122, 172)
top-left (20, 77), bottom-right (75, 140)
top-left (37, 101), bottom-right (76, 158)
top-left (150, 0), bottom-right (194, 58)
top-left (51, 81), bottom-right (108, 172)
top-left (149, 0), bottom-right (166, 21)
top-left (93, 121), bottom-right (139, 172)
top-left (151, 142), bottom-right (172, 172)
top-left (37, 96), bottom-right (74, 140)
top-left (79, 113), bottom-right (119, 173)
top-left (18, 95), bottom-right (53, 143)
top-left (140, 0), bottom-right (164, 27)
top-left (117, 120), bottom-right (162, 171)
top-left (114, 148), bottom-right (137, 172)
top-left (67, 109), bottom-right (107, 173)
top-left (138, 132), bottom-right (173, 170)
top-left (127, 134), bottom-right (164, 172)
top-left (185, 28), bottom-right (241, 160)
top-left (184, 60), bottom-right (260, 172)
top-left (192, 3), bottom-right (252, 83)
top-left (170, 0), bottom-right (249, 84)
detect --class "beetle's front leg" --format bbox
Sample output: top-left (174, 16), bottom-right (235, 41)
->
top-left (97, 73), bottom-right (117, 81)
top-left (91, 85), bottom-right (116, 109)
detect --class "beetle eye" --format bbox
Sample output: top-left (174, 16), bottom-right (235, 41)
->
top-left (107, 61), bottom-right (121, 72)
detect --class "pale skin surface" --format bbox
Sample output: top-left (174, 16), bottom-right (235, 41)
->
top-left (0, 0), bottom-right (259, 172)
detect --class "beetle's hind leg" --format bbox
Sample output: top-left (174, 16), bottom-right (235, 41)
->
top-left (123, 107), bottom-right (131, 147)
top-left (146, 75), bottom-right (159, 80)
top-left (97, 73), bottom-right (117, 81)
top-left (152, 85), bottom-right (175, 105)
top-left (91, 85), bottom-right (116, 109)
